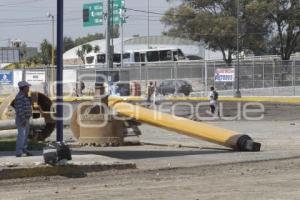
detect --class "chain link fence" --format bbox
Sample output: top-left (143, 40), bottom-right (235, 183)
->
top-left (1, 59), bottom-right (300, 97)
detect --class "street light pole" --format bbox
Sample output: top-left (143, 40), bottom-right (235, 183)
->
top-left (56, 0), bottom-right (64, 142)
top-left (47, 13), bottom-right (55, 97)
top-left (234, 0), bottom-right (242, 98)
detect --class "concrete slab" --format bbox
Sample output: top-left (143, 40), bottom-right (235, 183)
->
top-left (0, 151), bottom-right (136, 180)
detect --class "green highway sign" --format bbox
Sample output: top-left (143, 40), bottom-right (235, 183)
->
top-left (83, 2), bottom-right (104, 27)
top-left (113, 0), bottom-right (123, 9)
top-left (83, 1), bottom-right (125, 27)
top-left (112, 0), bottom-right (125, 25)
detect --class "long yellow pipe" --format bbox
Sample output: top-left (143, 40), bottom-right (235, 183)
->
top-left (110, 101), bottom-right (261, 151)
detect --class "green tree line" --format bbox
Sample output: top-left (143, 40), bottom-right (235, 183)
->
top-left (162, 0), bottom-right (300, 65)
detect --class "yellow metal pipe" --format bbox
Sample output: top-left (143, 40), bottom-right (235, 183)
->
top-left (111, 101), bottom-right (261, 151)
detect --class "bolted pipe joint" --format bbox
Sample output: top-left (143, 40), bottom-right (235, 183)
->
top-left (236, 135), bottom-right (261, 152)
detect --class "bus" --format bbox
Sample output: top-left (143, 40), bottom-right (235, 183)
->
top-left (84, 48), bottom-right (187, 66)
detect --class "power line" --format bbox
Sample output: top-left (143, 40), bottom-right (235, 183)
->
top-left (0, 0), bottom-right (45, 7)
top-left (2, 22), bottom-right (50, 27)
top-left (0, 16), bottom-right (46, 20)
top-left (127, 16), bottom-right (161, 22)
top-left (125, 7), bottom-right (165, 16)
top-left (0, 19), bottom-right (51, 24)
top-left (0, 17), bottom-right (81, 27)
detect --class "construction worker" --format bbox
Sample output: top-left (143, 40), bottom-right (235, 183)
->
top-left (147, 81), bottom-right (155, 102)
top-left (209, 86), bottom-right (219, 115)
top-left (14, 81), bottom-right (33, 157)
top-left (75, 80), bottom-right (85, 97)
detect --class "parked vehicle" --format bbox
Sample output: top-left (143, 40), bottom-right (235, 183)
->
top-left (84, 48), bottom-right (187, 66)
top-left (157, 80), bottom-right (192, 96)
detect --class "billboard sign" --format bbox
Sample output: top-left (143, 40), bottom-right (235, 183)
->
top-left (214, 68), bottom-right (235, 82)
top-left (26, 71), bottom-right (46, 85)
top-left (0, 71), bottom-right (13, 85)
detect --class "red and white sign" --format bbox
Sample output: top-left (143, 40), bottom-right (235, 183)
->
top-left (214, 68), bottom-right (235, 82)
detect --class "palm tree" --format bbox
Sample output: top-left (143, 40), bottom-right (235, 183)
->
top-left (94, 45), bottom-right (100, 53)
top-left (76, 44), bottom-right (93, 64)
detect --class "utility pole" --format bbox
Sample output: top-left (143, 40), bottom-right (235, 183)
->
top-left (106, 0), bottom-right (113, 68)
top-left (147, 0), bottom-right (150, 49)
top-left (234, 0), bottom-right (241, 98)
top-left (120, 8), bottom-right (125, 68)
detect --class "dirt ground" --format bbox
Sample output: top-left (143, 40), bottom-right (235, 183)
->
top-left (0, 158), bottom-right (299, 200)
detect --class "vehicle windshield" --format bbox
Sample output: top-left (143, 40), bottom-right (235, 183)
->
top-left (174, 49), bottom-right (185, 60)
top-left (86, 56), bottom-right (94, 64)
top-left (160, 50), bottom-right (173, 61)
top-left (97, 54), bottom-right (106, 63)
top-left (147, 51), bottom-right (159, 62)
top-left (113, 54), bottom-right (121, 63)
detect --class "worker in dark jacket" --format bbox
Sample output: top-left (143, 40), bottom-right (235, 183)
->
top-left (147, 81), bottom-right (155, 102)
top-left (14, 81), bottom-right (33, 157)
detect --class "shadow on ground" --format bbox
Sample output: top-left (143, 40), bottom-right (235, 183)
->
top-left (74, 149), bottom-right (233, 160)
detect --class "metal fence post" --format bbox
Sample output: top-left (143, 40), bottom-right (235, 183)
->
top-left (139, 62), bottom-right (142, 91)
top-left (22, 66), bottom-right (26, 81)
top-left (170, 65), bottom-right (173, 80)
top-left (272, 59), bottom-right (275, 96)
top-left (173, 61), bottom-right (178, 95)
top-left (145, 64), bottom-right (148, 94)
top-left (293, 59), bottom-right (296, 96)
top-left (252, 60), bottom-right (255, 96)
top-left (204, 61), bottom-right (208, 96)
top-left (46, 66), bottom-right (50, 96)
top-left (262, 61), bottom-right (265, 89)
top-left (213, 61), bottom-right (216, 88)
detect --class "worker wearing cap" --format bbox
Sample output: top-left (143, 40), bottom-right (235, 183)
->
top-left (14, 81), bottom-right (33, 157)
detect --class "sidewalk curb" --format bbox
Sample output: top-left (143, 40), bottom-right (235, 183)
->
top-left (0, 162), bottom-right (136, 180)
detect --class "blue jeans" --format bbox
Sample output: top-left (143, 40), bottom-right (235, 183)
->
top-left (16, 120), bottom-right (30, 155)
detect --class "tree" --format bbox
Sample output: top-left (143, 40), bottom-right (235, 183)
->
top-left (25, 57), bottom-right (32, 67)
top-left (40, 39), bottom-right (54, 65)
top-left (94, 45), bottom-right (100, 53)
top-left (64, 36), bottom-right (75, 52)
top-left (31, 55), bottom-right (41, 65)
top-left (76, 44), bottom-right (93, 64)
top-left (247, 0), bottom-right (300, 60)
top-left (162, 0), bottom-right (269, 65)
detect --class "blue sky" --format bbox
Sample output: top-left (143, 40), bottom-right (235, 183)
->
top-left (0, 0), bottom-right (179, 47)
